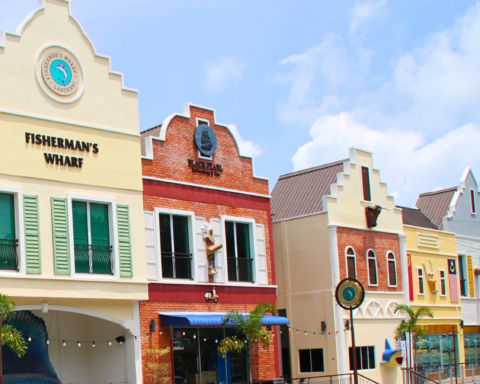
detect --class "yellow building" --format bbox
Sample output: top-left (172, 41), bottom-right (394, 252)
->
top-left (399, 206), bottom-right (464, 372)
top-left (0, 0), bottom-right (147, 382)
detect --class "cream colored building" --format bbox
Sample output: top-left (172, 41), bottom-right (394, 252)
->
top-left (0, 0), bottom-right (147, 382)
top-left (272, 148), bottom-right (407, 383)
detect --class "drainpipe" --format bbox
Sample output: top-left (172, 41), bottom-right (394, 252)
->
top-left (399, 234), bottom-right (410, 305)
top-left (329, 225), bottom-right (347, 374)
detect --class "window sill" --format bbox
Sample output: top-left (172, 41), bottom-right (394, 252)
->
top-left (387, 285), bottom-right (398, 288)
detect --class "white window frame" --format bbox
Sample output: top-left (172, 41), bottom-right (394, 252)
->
top-left (386, 251), bottom-right (397, 287)
top-left (154, 207), bottom-right (197, 283)
top-left (345, 246), bottom-right (357, 279)
top-left (298, 348), bottom-right (325, 373)
top-left (471, 189), bottom-right (477, 214)
top-left (417, 267), bottom-right (425, 295)
top-left (439, 269), bottom-right (447, 296)
top-left (67, 193), bottom-right (118, 279)
top-left (196, 118), bottom-right (213, 160)
top-left (0, 186), bottom-right (25, 276)
top-left (366, 249), bottom-right (378, 286)
top-left (219, 215), bottom-right (257, 285)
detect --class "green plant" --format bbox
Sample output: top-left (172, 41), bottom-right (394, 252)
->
top-left (0, 294), bottom-right (28, 384)
top-left (218, 302), bottom-right (276, 364)
top-left (145, 347), bottom-right (171, 384)
top-left (394, 304), bottom-right (434, 368)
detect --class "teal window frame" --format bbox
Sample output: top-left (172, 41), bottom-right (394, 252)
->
top-left (0, 192), bottom-right (18, 271)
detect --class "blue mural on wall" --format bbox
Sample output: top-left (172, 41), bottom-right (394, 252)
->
top-left (2, 310), bottom-right (60, 384)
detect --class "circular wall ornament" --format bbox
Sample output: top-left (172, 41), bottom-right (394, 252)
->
top-left (335, 278), bottom-right (365, 310)
top-left (194, 125), bottom-right (218, 157)
top-left (35, 45), bottom-right (85, 103)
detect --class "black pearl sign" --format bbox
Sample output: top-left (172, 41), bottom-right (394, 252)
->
top-left (195, 125), bottom-right (218, 157)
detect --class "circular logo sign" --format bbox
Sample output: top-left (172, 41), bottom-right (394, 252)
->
top-left (335, 278), bottom-right (365, 310)
top-left (36, 45), bottom-right (85, 103)
top-left (195, 125), bottom-right (218, 157)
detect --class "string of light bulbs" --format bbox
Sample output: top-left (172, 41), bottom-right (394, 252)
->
top-left (10, 335), bottom-right (134, 346)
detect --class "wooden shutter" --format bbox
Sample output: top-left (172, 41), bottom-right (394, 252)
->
top-left (467, 255), bottom-right (475, 297)
top-left (145, 211), bottom-right (158, 281)
top-left (255, 224), bottom-right (268, 284)
top-left (51, 198), bottom-right (70, 275)
top-left (209, 218), bottom-right (225, 283)
top-left (117, 205), bottom-right (133, 277)
top-left (24, 195), bottom-right (41, 274)
top-left (362, 166), bottom-right (371, 201)
top-left (195, 217), bottom-right (208, 282)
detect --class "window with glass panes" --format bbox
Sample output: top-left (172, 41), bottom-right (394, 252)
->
top-left (159, 214), bottom-right (192, 279)
top-left (225, 221), bottom-right (253, 282)
top-left (299, 349), bottom-right (324, 373)
top-left (349, 346), bottom-right (375, 370)
top-left (367, 250), bottom-right (377, 285)
top-left (346, 247), bottom-right (356, 279)
top-left (0, 193), bottom-right (17, 271)
top-left (387, 252), bottom-right (397, 286)
top-left (72, 201), bottom-right (112, 274)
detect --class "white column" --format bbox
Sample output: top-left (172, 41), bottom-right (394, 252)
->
top-left (329, 225), bottom-right (346, 374)
top-left (399, 234), bottom-right (409, 305)
top-left (125, 301), bottom-right (143, 384)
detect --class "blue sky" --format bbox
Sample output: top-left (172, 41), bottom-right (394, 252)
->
top-left (2, 0), bottom-right (480, 206)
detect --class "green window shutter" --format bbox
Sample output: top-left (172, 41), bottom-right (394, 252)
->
top-left (117, 205), bottom-right (133, 277)
top-left (0, 193), bottom-right (15, 240)
top-left (24, 195), bottom-right (41, 274)
top-left (90, 203), bottom-right (110, 246)
top-left (51, 198), bottom-right (70, 275)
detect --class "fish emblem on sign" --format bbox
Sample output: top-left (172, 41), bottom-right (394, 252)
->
top-left (195, 124), bottom-right (218, 157)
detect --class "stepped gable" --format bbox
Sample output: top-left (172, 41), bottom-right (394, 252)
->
top-left (271, 159), bottom-right (347, 221)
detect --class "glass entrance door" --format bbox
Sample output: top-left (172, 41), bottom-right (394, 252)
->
top-left (173, 328), bottom-right (200, 384)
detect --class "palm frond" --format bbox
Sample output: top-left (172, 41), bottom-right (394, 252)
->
top-left (0, 294), bottom-right (16, 322)
top-left (395, 304), bottom-right (415, 320)
top-left (416, 307), bottom-right (434, 319)
top-left (1, 324), bottom-right (28, 358)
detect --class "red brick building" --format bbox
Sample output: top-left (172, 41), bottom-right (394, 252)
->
top-left (140, 103), bottom-right (287, 383)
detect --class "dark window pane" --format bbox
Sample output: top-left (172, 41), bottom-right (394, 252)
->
top-left (347, 247), bottom-right (355, 255)
top-left (311, 349), bottom-right (324, 372)
top-left (368, 347), bottom-right (375, 369)
top-left (471, 190), bottom-right (476, 213)
top-left (349, 347), bottom-right (353, 371)
top-left (368, 259), bottom-right (377, 285)
top-left (0, 194), bottom-right (15, 240)
top-left (347, 257), bottom-right (356, 279)
top-left (72, 201), bottom-right (88, 245)
top-left (90, 203), bottom-right (109, 246)
top-left (388, 255), bottom-right (396, 286)
top-left (173, 215), bottom-right (190, 254)
top-left (236, 223), bottom-right (251, 259)
top-left (361, 347), bottom-right (368, 369)
top-left (356, 347), bottom-right (362, 370)
top-left (299, 349), bottom-right (312, 373)
top-left (225, 221), bottom-right (236, 258)
top-left (160, 214), bottom-right (172, 253)
top-left (362, 167), bottom-right (371, 201)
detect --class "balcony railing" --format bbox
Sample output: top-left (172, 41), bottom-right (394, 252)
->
top-left (0, 239), bottom-right (18, 271)
top-left (161, 252), bottom-right (192, 279)
top-left (75, 244), bottom-right (113, 275)
top-left (227, 257), bottom-right (253, 282)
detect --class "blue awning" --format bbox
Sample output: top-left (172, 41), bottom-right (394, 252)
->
top-left (159, 312), bottom-right (290, 328)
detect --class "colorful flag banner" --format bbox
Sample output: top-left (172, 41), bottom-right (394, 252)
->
top-left (407, 254), bottom-right (414, 301)
top-left (448, 259), bottom-right (458, 303)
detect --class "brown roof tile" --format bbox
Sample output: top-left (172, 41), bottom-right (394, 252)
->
top-left (140, 125), bottom-right (162, 156)
top-left (415, 187), bottom-right (457, 230)
top-left (271, 159), bottom-right (347, 221)
top-left (397, 206), bottom-right (438, 229)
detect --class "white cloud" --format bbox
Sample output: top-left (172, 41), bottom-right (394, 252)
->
top-left (278, 2), bottom-right (480, 205)
top-left (204, 56), bottom-right (245, 94)
top-left (350, 0), bottom-right (388, 36)
top-left (225, 124), bottom-right (263, 159)
top-left (293, 113), bottom-right (480, 205)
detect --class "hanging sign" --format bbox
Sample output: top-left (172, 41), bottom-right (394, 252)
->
top-left (194, 125), bottom-right (217, 157)
top-left (335, 278), bottom-right (365, 310)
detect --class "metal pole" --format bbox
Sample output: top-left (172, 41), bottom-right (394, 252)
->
top-left (453, 327), bottom-right (458, 384)
top-left (350, 310), bottom-right (358, 384)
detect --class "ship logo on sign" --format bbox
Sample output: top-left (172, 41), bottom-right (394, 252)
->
top-left (195, 125), bottom-right (218, 157)
top-left (41, 49), bottom-right (81, 96)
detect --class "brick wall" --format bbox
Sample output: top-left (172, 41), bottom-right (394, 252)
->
top-left (140, 301), bottom-right (277, 383)
top-left (337, 227), bottom-right (402, 292)
top-left (141, 106), bottom-right (269, 196)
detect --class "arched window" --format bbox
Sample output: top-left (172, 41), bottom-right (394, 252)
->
top-left (387, 252), bottom-right (397, 286)
top-left (346, 247), bottom-right (356, 279)
top-left (367, 250), bottom-right (377, 285)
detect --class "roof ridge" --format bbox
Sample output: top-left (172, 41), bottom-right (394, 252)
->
top-left (279, 159), bottom-right (348, 180)
top-left (141, 124), bottom-right (162, 135)
top-left (419, 186), bottom-right (458, 196)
